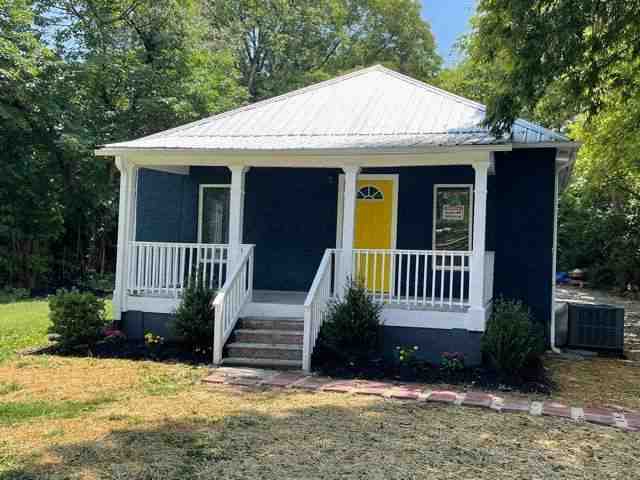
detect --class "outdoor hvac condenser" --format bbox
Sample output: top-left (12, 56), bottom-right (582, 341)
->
top-left (568, 303), bottom-right (624, 354)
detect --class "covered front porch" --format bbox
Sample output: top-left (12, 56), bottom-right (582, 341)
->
top-left (112, 156), bottom-right (496, 371)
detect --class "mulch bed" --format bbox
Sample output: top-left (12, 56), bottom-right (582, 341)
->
top-left (24, 340), bottom-right (211, 364)
top-left (314, 358), bottom-right (555, 395)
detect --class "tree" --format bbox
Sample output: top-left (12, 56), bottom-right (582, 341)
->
top-left (0, 0), bottom-right (67, 288)
top-left (208, 0), bottom-right (441, 100)
top-left (468, 0), bottom-right (640, 135)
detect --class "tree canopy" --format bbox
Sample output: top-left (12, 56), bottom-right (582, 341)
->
top-left (0, 0), bottom-right (440, 291)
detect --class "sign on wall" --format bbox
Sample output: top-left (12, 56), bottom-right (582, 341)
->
top-left (442, 204), bottom-right (465, 221)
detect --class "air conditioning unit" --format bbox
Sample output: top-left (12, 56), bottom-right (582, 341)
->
top-left (568, 303), bottom-right (624, 354)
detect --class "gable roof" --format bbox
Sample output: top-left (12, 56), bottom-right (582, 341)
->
top-left (100, 65), bottom-right (571, 152)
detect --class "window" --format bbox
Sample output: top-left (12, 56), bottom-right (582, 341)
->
top-left (433, 185), bottom-right (472, 251)
top-left (357, 185), bottom-right (384, 200)
top-left (199, 185), bottom-right (230, 244)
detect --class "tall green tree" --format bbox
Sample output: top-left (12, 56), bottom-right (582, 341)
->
top-left (468, 0), bottom-right (640, 135)
top-left (0, 0), bottom-right (67, 288)
top-left (209, 0), bottom-right (441, 100)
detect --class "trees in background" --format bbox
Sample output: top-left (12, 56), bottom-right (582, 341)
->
top-left (208, 0), bottom-right (441, 100)
top-left (436, 0), bottom-right (640, 291)
top-left (1, 0), bottom-right (440, 292)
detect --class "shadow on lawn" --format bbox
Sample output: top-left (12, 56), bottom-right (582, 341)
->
top-left (2, 388), bottom-right (636, 480)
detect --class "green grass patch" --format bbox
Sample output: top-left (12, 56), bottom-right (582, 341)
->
top-left (0, 382), bottom-right (21, 396)
top-left (142, 368), bottom-right (203, 396)
top-left (0, 298), bottom-right (113, 363)
top-left (0, 300), bottom-right (50, 363)
top-left (0, 396), bottom-right (115, 426)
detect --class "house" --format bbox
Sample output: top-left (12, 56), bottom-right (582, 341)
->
top-left (96, 65), bottom-right (579, 371)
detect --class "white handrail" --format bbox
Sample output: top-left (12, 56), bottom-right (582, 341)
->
top-left (302, 249), bottom-right (334, 372)
top-left (212, 245), bottom-right (255, 365)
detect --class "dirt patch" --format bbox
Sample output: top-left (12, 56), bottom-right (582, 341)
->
top-left (1, 357), bottom-right (639, 479)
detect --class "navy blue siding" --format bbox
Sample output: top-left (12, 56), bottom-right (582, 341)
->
top-left (134, 158), bottom-right (553, 325)
top-left (493, 149), bottom-right (556, 333)
top-left (243, 168), bottom-right (341, 291)
top-left (136, 169), bottom-right (197, 242)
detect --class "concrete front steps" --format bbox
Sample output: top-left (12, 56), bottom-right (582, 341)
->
top-left (222, 316), bottom-right (304, 369)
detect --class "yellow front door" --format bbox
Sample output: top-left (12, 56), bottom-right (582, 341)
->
top-left (354, 178), bottom-right (395, 292)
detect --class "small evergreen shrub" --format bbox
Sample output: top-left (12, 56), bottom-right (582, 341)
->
top-left (481, 298), bottom-right (545, 377)
top-left (314, 280), bottom-right (383, 368)
top-left (173, 277), bottom-right (216, 352)
top-left (48, 289), bottom-right (107, 346)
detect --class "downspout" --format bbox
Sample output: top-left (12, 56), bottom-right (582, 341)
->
top-left (550, 150), bottom-right (576, 353)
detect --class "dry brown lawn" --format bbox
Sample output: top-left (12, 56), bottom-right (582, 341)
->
top-left (1, 355), bottom-right (640, 480)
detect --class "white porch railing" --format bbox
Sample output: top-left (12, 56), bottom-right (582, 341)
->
top-left (213, 245), bottom-right (255, 365)
top-left (302, 249), bottom-right (335, 372)
top-left (349, 249), bottom-right (472, 308)
top-left (127, 241), bottom-right (252, 297)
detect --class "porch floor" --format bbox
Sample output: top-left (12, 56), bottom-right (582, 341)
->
top-left (253, 290), bottom-right (306, 305)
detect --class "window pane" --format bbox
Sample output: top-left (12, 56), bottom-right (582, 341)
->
top-left (434, 187), bottom-right (471, 251)
top-left (202, 188), bottom-right (230, 244)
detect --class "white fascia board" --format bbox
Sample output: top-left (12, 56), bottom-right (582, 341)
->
top-left (94, 144), bottom-right (512, 158)
top-left (94, 146), bottom-right (507, 168)
top-left (512, 141), bottom-right (581, 149)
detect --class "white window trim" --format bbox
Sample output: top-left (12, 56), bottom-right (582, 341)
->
top-left (198, 184), bottom-right (231, 243)
top-left (432, 184), bottom-right (474, 252)
top-left (336, 173), bottom-right (399, 249)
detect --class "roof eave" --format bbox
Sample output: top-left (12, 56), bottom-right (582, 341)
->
top-left (94, 143), bottom-right (516, 158)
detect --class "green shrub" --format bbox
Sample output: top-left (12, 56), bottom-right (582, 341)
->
top-left (48, 289), bottom-right (107, 346)
top-left (481, 298), bottom-right (545, 377)
top-left (0, 287), bottom-right (30, 304)
top-left (314, 280), bottom-right (383, 367)
top-left (173, 278), bottom-right (216, 352)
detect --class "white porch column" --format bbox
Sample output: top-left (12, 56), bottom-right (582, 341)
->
top-left (339, 165), bottom-right (360, 293)
top-left (467, 157), bottom-right (491, 331)
top-left (113, 158), bottom-right (138, 321)
top-left (227, 165), bottom-right (249, 270)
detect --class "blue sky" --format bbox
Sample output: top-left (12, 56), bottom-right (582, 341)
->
top-left (421, 0), bottom-right (477, 66)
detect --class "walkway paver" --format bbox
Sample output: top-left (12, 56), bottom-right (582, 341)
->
top-left (202, 367), bottom-right (638, 433)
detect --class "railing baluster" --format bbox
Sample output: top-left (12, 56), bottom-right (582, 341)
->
top-left (460, 254), bottom-right (466, 306)
top-left (413, 252), bottom-right (419, 305)
top-left (405, 252), bottom-right (410, 304)
top-left (449, 252), bottom-right (454, 307)
top-left (439, 253), bottom-right (445, 306)
top-left (422, 252), bottom-right (428, 305)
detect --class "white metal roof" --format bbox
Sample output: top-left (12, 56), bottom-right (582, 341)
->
top-left (100, 65), bottom-right (571, 152)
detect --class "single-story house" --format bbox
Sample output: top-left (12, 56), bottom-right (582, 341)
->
top-left (96, 65), bottom-right (579, 371)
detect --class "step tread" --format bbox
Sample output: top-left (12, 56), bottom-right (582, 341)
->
top-left (227, 342), bottom-right (303, 350)
top-left (240, 316), bottom-right (304, 322)
top-left (222, 357), bottom-right (302, 368)
top-left (235, 329), bottom-right (303, 336)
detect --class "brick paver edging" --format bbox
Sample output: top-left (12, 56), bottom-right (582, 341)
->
top-left (202, 367), bottom-right (639, 433)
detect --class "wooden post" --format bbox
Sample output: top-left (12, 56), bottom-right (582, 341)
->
top-left (340, 165), bottom-right (360, 295)
top-left (227, 166), bottom-right (249, 271)
top-left (467, 156), bottom-right (490, 331)
top-left (113, 158), bottom-right (138, 320)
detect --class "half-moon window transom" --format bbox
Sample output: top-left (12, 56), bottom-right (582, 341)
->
top-left (357, 185), bottom-right (384, 200)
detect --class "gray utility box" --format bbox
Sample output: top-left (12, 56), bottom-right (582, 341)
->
top-left (554, 302), bottom-right (569, 348)
top-left (568, 303), bottom-right (624, 354)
